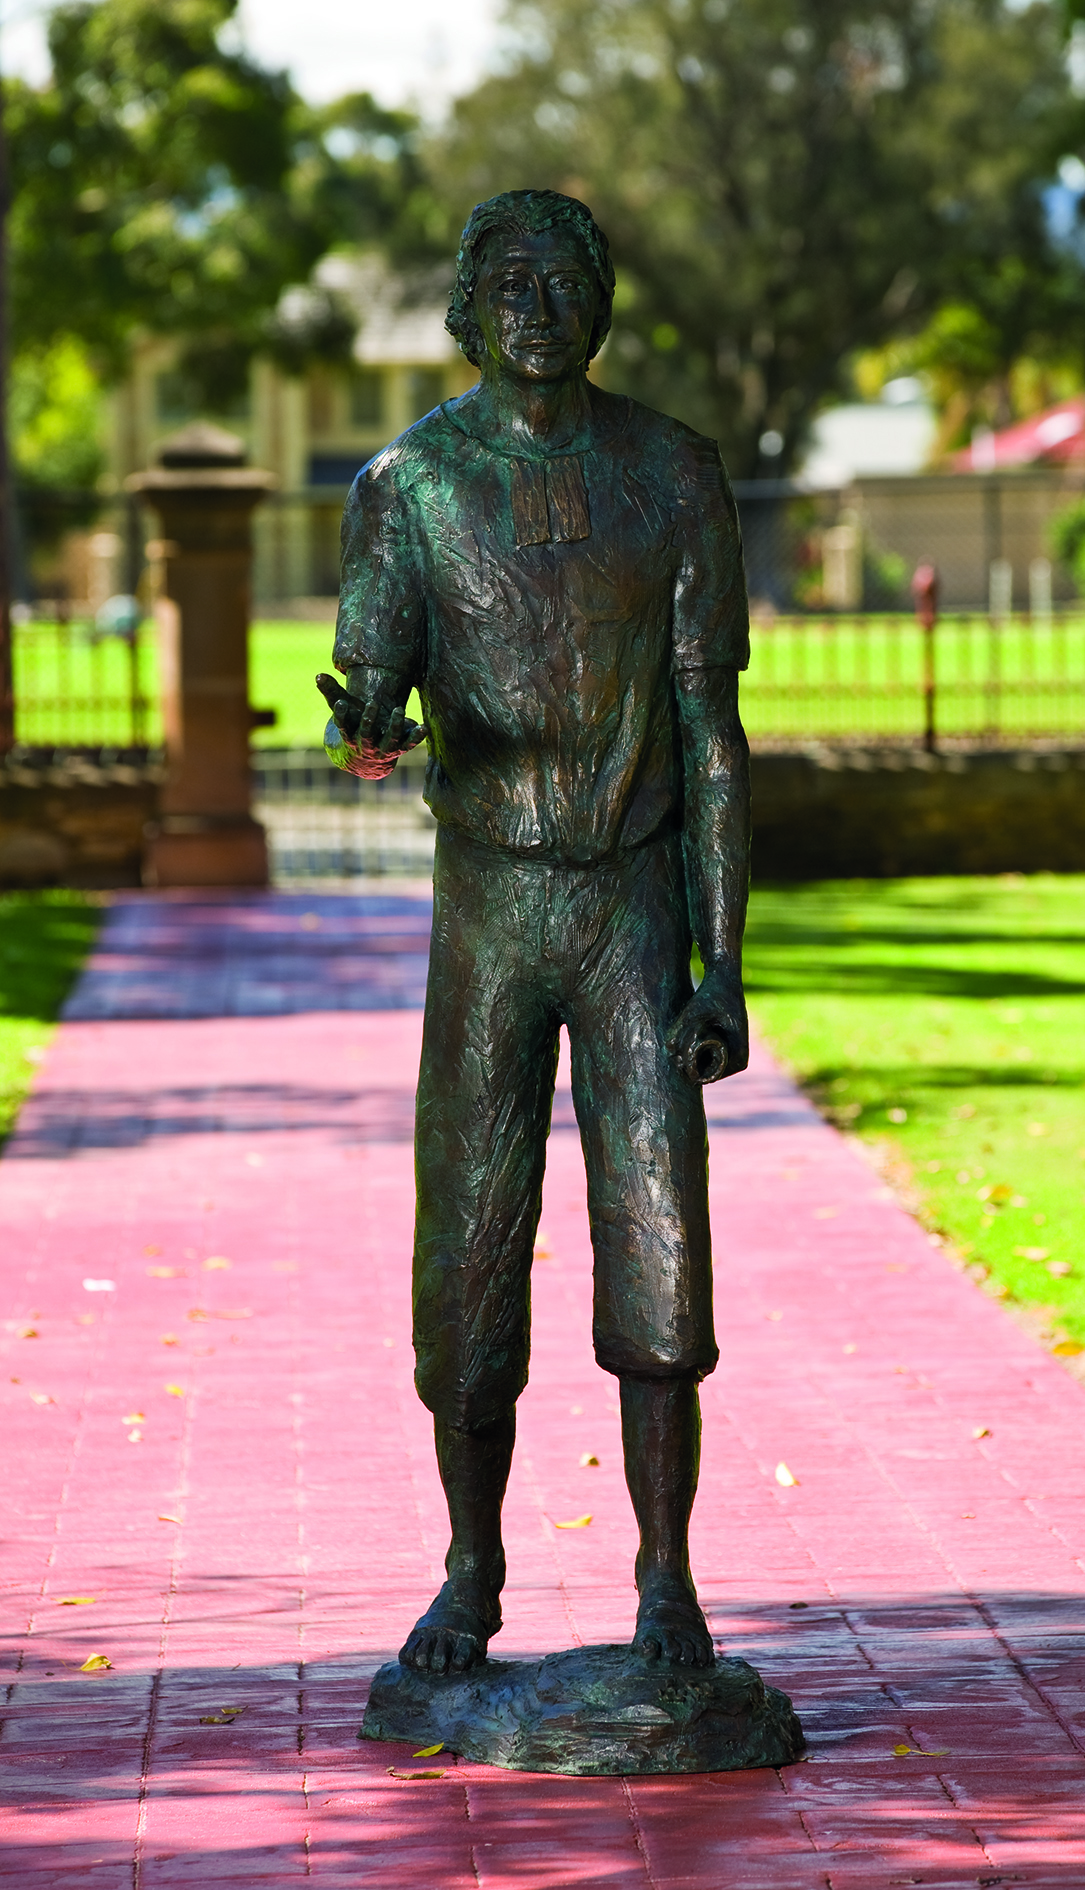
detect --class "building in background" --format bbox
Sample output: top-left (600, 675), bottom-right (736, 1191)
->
top-left (104, 255), bottom-right (476, 611)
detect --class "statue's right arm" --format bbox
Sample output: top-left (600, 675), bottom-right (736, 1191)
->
top-left (318, 459), bottom-right (426, 778)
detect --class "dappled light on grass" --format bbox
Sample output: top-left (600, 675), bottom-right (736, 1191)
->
top-left (746, 874), bottom-right (1085, 1343)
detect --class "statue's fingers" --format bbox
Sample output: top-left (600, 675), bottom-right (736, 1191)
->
top-left (380, 706), bottom-right (407, 753)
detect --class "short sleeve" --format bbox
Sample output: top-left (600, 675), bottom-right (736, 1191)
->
top-left (671, 437), bottom-right (750, 672)
top-left (332, 449), bottom-right (426, 682)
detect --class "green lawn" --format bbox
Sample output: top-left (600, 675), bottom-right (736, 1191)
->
top-left (0, 893), bottom-right (101, 1143)
top-left (745, 875), bottom-right (1085, 1348)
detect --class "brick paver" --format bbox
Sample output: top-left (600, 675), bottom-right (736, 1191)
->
top-left (3, 891), bottom-right (1085, 1886)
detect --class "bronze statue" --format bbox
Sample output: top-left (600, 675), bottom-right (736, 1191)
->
top-left (318, 190), bottom-right (751, 1687)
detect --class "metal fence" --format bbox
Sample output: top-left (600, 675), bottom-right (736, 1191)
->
top-left (11, 616), bottom-right (157, 750)
top-left (8, 607), bottom-right (1085, 884)
top-left (741, 609), bottom-right (1085, 749)
top-left (253, 748), bottom-right (435, 881)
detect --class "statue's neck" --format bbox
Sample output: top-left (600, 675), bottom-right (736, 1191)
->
top-left (469, 366), bottom-right (594, 455)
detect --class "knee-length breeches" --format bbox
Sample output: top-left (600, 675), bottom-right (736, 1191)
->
top-left (412, 826), bottom-right (718, 1429)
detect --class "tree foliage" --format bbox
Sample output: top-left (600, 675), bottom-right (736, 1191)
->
top-left (6, 0), bottom-right (434, 398)
top-left (435, 0), bottom-right (1084, 474)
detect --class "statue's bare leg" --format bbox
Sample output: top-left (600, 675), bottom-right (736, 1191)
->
top-left (620, 1375), bottom-right (715, 1666)
top-left (399, 1408), bottom-right (514, 1674)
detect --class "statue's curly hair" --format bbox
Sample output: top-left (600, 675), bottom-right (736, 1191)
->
top-left (445, 190), bottom-right (615, 369)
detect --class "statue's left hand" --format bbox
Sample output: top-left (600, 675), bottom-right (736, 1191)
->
top-left (667, 963), bottom-right (749, 1085)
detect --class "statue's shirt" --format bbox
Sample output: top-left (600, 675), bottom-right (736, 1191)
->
top-left (334, 388), bottom-right (749, 865)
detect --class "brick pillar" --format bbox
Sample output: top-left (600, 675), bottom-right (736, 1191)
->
top-left (128, 424), bottom-right (275, 887)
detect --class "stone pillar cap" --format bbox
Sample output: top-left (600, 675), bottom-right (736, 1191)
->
top-left (126, 418), bottom-right (276, 495)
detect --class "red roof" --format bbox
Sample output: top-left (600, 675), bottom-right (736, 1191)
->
top-left (952, 398), bottom-right (1085, 471)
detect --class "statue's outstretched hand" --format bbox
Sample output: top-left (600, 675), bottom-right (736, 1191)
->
top-left (667, 963), bottom-right (749, 1086)
top-left (316, 673), bottom-right (427, 781)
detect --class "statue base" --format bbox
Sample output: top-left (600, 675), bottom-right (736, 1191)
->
top-left (361, 1643), bottom-right (804, 1776)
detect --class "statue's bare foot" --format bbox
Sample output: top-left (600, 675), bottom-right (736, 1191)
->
top-left (633, 1573), bottom-right (715, 1667)
top-left (398, 1577), bottom-right (500, 1675)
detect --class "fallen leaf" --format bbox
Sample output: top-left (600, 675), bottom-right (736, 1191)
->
top-left (532, 1232), bottom-right (553, 1258)
top-left (413, 1744), bottom-right (445, 1757)
top-left (213, 1309), bottom-right (252, 1320)
top-left (58, 1597), bottom-right (95, 1606)
top-left (1014, 1247), bottom-right (1050, 1261)
top-left (892, 1743), bottom-right (948, 1757)
top-left (579, 1452), bottom-right (600, 1467)
top-left (553, 1514), bottom-right (592, 1528)
top-left (122, 1412), bottom-right (145, 1425)
top-left (144, 1244), bottom-right (162, 1255)
top-left (29, 1392), bottom-right (55, 1406)
top-left (128, 1430), bottom-right (143, 1444)
top-left (202, 1257), bottom-right (232, 1271)
top-left (1047, 1260), bottom-right (1072, 1277)
top-left (971, 1426), bottom-right (991, 1440)
top-left (79, 1655), bottom-right (112, 1672)
top-left (165, 1384), bottom-right (185, 1397)
top-left (1053, 1340), bottom-right (1084, 1357)
top-left (199, 1706), bottom-right (244, 1725)
top-left (387, 1767), bottom-right (447, 1780)
top-left (147, 1266), bottom-right (185, 1279)
top-left (161, 1334), bottom-right (178, 1346)
top-left (158, 1514), bottom-right (182, 1524)
top-left (775, 1462), bottom-right (799, 1487)
top-left (187, 1309), bottom-right (210, 1321)
top-left (82, 1279), bottom-right (115, 1292)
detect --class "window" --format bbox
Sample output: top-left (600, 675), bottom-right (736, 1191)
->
top-left (350, 368), bottom-right (384, 428)
top-left (407, 368), bottom-right (444, 422)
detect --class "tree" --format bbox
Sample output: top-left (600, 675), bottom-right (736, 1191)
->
top-left (434, 0), bottom-right (1083, 475)
top-left (6, 0), bottom-right (430, 397)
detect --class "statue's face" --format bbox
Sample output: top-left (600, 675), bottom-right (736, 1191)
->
top-left (473, 228), bottom-right (599, 383)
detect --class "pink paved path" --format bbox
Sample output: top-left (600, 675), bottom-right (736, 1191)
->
top-left (3, 892), bottom-right (1085, 1887)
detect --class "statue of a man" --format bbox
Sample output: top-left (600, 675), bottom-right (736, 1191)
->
top-left (318, 190), bottom-right (750, 1677)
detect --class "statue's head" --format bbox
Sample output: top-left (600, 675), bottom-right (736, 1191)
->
top-left (446, 190), bottom-right (615, 372)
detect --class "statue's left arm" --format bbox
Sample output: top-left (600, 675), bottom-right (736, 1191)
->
top-left (667, 442), bottom-right (752, 1084)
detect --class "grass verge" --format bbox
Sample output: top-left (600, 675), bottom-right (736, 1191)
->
top-left (744, 874), bottom-right (1085, 1349)
top-left (0, 892), bottom-right (100, 1144)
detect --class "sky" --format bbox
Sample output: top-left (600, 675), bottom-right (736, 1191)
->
top-left (0, 0), bottom-right (506, 113)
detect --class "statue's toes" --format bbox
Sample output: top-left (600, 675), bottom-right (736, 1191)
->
top-left (633, 1629), bottom-right (662, 1662)
top-left (448, 1633), bottom-right (481, 1673)
top-left (398, 1628), bottom-right (426, 1670)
